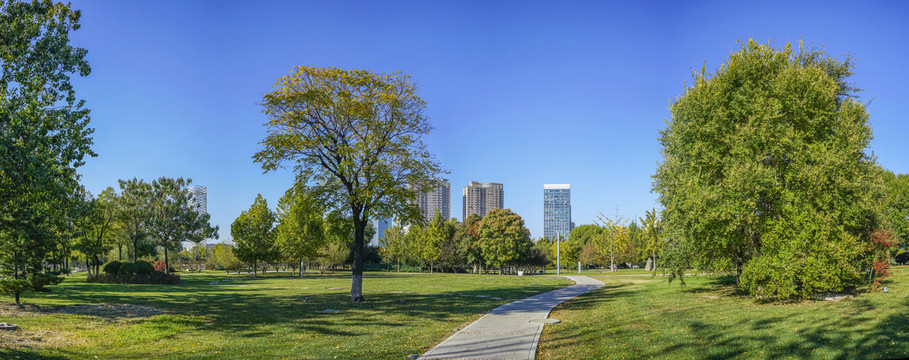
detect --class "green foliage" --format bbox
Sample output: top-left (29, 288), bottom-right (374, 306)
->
top-left (478, 209), bottom-right (532, 272)
top-left (654, 40), bottom-right (885, 299)
top-left (232, 194), bottom-right (279, 276)
top-left (594, 216), bottom-right (631, 272)
top-left (88, 271), bottom-right (180, 285)
top-left (116, 178), bottom-right (154, 261)
top-left (882, 171), bottom-right (909, 246)
top-left (275, 180), bottom-right (326, 275)
top-left (73, 187), bottom-right (119, 275)
top-left (102, 260), bottom-right (122, 275)
top-left (639, 209), bottom-right (664, 272)
top-left (147, 177), bottom-right (219, 274)
top-left (135, 260), bottom-right (155, 275)
top-left (118, 262), bottom-right (139, 275)
top-left (210, 243), bottom-right (244, 273)
top-left (550, 239), bottom-right (580, 269)
top-left (0, 0), bottom-right (93, 305)
top-left (254, 66), bottom-right (444, 301)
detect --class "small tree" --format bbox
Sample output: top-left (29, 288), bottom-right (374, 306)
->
top-left (232, 195), bottom-right (278, 277)
top-left (73, 188), bottom-right (118, 276)
top-left (275, 181), bottom-right (325, 278)
top-left (639, 209), bottom-right (664, 273)
top-left (478, 209), bottom-right (531, 275)
top-left (595, 215), bottom-right (629, 273)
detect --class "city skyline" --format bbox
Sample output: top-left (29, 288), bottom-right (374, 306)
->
top-left (68, 1), bottom-right (909, 240)
top-left (462, 181), bottom-right (504, 220)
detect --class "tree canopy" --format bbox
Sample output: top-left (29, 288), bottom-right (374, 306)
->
top-left (254, 66), bottom-right (443, 302)
top-left (232, 194), bottom-right (279, 277)
top-left (0, 0), bottom-right (93, 304)
top-left (653, 40), bottom-right (888, 299)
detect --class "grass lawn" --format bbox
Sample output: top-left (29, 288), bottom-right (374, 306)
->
top-left (538, 266), bottom-right (909, 360)
top-left (0, 271), bottom-right (572, 359)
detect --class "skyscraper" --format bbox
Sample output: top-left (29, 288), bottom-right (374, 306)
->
top-left (188, 185), bottom-right (207, 214)
top-left (543, 184), bottom-right (571, 240)
top-left (371, 217), bottom-right (391, 246)
top-left (462, 181), bottom-right (504, 219)
top-left (415, 180), bottom-right (451, 222)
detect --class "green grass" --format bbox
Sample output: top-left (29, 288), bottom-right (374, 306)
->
top-left (538, 266), bottom-right (909, 360)
top-left (0, 271), bottom-right (572, 359)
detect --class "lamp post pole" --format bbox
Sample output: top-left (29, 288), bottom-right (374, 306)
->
top-left (556, 230), bottom-right (561, 276)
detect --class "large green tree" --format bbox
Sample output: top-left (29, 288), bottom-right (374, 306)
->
top-left (0, 0), bottom-right (93, 304)
top-left (653, 40), bottom-right (886, 299)
top-left (255, 67), bottom-right (443, 302)
top-left (882, 170), bottom-right (909, 246)
top-left (116, 178), bottom-right (154, 261)
top-left (73, 188), bottom-right (118, 276)
top-left (232, 195), bottom-right (279, 277)
top-left (478, 209), bottom-right (532, 274)
top-left (275, 181), bottom-right (325, 278)
top-left (147, 177), bottom-right (218, 274)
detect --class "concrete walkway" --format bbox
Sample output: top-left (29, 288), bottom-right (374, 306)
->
top-left (419, 275), bottom-right (604, 360)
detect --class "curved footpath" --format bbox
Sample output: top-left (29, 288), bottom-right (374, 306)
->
top-left (419, 275), bottom-right (604, 360)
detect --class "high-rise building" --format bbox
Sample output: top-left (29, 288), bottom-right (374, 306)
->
top-left (371, 217), bottom-right (391, 246)
top-left (188, 185), bottom-right (207, 214)
top-left (462, 181), bottom-right (504, 219)
top-left (543, 184), bottom-right (572, 240)
top-left (415, 180), bottom-right (451, 222)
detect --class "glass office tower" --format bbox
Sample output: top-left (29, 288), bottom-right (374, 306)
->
top-left (543, 184), bottom-right (572, 240)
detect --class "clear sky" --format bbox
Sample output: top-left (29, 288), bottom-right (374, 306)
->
top-left (69, 0), bottom-right (909, 240)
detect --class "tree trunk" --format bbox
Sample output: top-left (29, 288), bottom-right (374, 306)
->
top-left (164, 248), bottom-right (170, 275)
top-left (300, 258), bottom-right (305, 278)
top-left (118, 245), bottom-right (123, 261)
top-left (14, 291), bottom-right (20, 306)
top-left (253, 259), bottom-right (257, 277)
top-left (350, 212), bottom-right (366, 302)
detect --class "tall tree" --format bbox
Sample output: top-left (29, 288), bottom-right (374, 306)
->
top-left (255, 67), bottom-right (443, 302)
top-left (0, 0), bottom-right (93, 305)
top-left (595, 215), bottom-right (630, 273)
top-left (275, 181), bottom-right (325, 278)
top-left (147, 177), bottom-right (218, 274)
top-left (73, 188), bottom-right (118, 276)
top-left (232, 195), bottom-right (278, 277)
top-left (379, 225), bottom-right (407, 272)
top-left (455, 214), bottom-right (483, 273)
top-left (478, 209), bottom-right (532, 275)
top-left (116, 178), bottom-right (153, 261)
top-left (882, 170), bottom-right (909, 247)
top-left (653, 40), bottom-right (886, 299)
top-left (421, 210), bottom-right (454, 273)
top-left (639, 209), bottom-right (664, 273)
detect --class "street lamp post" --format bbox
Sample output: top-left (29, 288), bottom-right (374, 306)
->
top-left (556, 230), bottom-right (561, 276)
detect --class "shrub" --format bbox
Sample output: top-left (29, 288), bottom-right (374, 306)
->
top-left (102, 260), bottom-right (122, 275)
top-left (153, 260), bottom-right (166, 272)
top-left (135, 260), bottom-right (155, 275)
top-left (118, 262), bottom-right (139, 275)
top-left (86, 271), bottom-right (180, 285)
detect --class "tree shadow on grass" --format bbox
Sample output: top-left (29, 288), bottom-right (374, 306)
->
top-left (0, 349), bottom-right (70, 360)
top-left (542, 278), bottom-right (909, 359)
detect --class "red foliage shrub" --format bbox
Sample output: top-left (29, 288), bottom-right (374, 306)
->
top-left (153, 260), bottom-right (166, 272)
top-left (870, 230), bottom-right (898, 291)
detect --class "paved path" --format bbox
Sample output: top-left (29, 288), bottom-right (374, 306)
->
top-left (419, 275), bottom-right (604, 360)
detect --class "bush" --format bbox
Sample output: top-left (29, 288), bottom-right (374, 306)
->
top-left (153, 260), bottom-right (166, 272)
top-left (86, 271), bottom-right (180, 285)
top-left (118, 262), bottom-right (139, 275)
top-left (135, 260), bottom-right (155, 275)
top-left (102, 260), bottom-right (122, 275)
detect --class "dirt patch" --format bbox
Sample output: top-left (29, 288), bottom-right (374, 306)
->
top-left (0, 328), bottom-right (76, 349)
top-left (0, 303), bottom-right (162, 319)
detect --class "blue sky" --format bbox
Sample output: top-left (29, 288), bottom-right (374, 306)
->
top-left (69, 1), bottom-right (909, 240)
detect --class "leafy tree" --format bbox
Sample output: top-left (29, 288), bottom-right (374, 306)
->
top-left (595, 215), bottom-right (630, 272)
top-left (422, 210), bottom-right (455, 273)
top-left (455, 214), bottom-right (483, 273)
top-left (116, 178), bottom-right (154, 261)
top-left (232, 195), bottom-right (279, 277)
top-left (147, 177), bottom-right (218, 274)
top-left (567, 225), bottom-right (601, 247)
top-left (550, 239), bottom-right (579, 271)
top-left (73, 188), bottom-right (118, 276)
top-left (882, 171), bottom-right (909, 246)
top-left (653, 40), bottom-right (886, 299)
top-left (437, 218), bottom-right (465, 272)
top-left (255, 67), bottom-right (443, 302)
top-left (380, 225), bottom-right (407, 272)
top-left (211, 243), bottom-right (243, 274)
top-left (639, 209), bottom-right (664, 273)
top-left (0, 0), bottom-right (93, 305)
top-left (478, 209), bottom-right (532, 274)
top-left (276, 181), bottom-right (325, 278)
top-left (578, 242), bottom-right (603, 268)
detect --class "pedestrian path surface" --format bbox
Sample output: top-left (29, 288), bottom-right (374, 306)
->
top-left (419, 275), bottom-right (604, 360)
